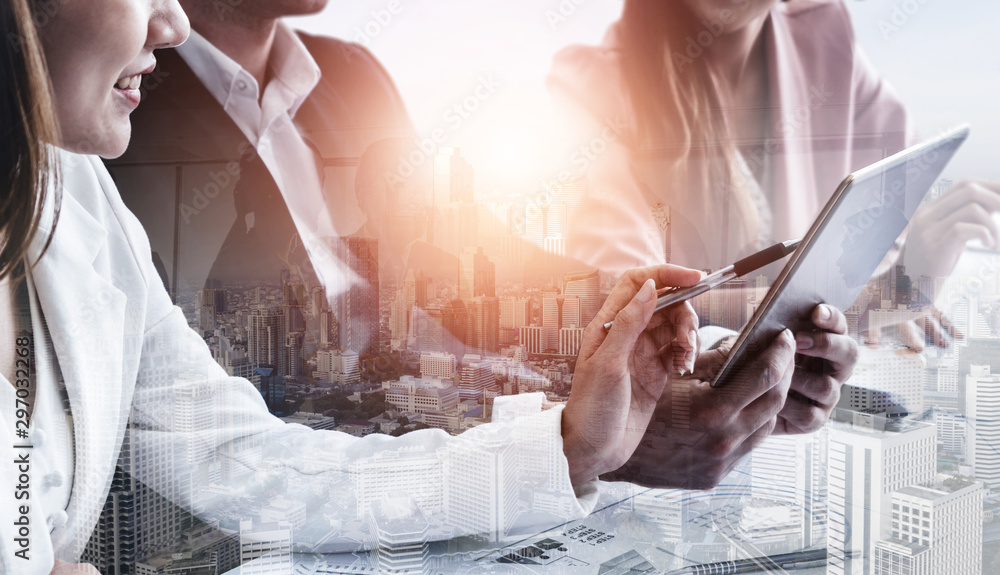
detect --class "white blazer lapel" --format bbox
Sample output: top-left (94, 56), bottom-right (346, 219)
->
top-left (30, 160), bottom-right (130, 558)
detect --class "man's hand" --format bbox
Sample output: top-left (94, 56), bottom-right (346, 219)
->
top-left (601, 329), bottom-right (796, 489)
top-left (562, 265), bottom-right (702, 485)
top-left (904, 179), bottom-right (1000, 280)
top-left (778, 304), bottom-right (858, 434)
top-left (868, 305), bottom-right (963, 352)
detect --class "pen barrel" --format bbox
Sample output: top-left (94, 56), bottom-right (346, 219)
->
top-left (732, 242), bottom-right (794, 277)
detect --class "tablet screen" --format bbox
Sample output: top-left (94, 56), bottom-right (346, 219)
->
top-left (711, 126), bottom-right (970, 388)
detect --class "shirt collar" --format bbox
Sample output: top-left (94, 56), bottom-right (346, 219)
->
top-left (175, 24), bottom-right (321, 120)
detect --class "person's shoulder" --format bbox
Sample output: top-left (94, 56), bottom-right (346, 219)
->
top-left (296, 31), bottom-right (411, 127)
top-left (548, 24), bottom-right (632, 126)
top-left (773, 0), bottom-right (856, 71)
top-left (777, 0), bottom-right (854, 36)
top-left (297, 32), bottom-right (395, 86)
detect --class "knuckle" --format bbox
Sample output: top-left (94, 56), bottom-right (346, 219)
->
top-left (764, 387), bottom-right (786, 415)
top-left (705, 435), bottom-right (738, 461)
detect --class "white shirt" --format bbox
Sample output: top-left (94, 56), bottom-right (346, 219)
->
top-left (0, 272), bottom-right (74, 535)
top-left (177, 27), bottom-right (353, 298)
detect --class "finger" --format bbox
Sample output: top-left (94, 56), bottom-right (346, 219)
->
top-left (925, 180), bottom-right (1000, 222)
top-left (740, 380), bottom-right (790, 434)
top-left (901, 319), bottom-right (926, 352)
top-left (594, 265), bottom-right (703, 327)
top-left (691, 345), bottom-right (729, 380)
top-left (925, 203), bottom-right (1000, 249)
top-left (789, 370), bottom-right (842, 408)
top-left (775, 394), bottom-right (831, 434)
top-left (598, 278), bottom-right (658, 360)
top-left (811, 303), bottom-right (847, 334)
top-left (930, 307), bottom-right (962, 339)
top-left (725, 330), bottom-right (796, 410)
top-left (926, 318), bottom-right (949, 348)
top-left (794, 331), bottom-right (858, 378)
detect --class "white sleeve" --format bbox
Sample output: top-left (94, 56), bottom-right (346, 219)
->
top-left (125, 207), bottom-right (597, 552)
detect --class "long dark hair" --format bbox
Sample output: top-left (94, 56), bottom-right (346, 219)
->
top-left (0, 0), bottom-right (60, 280)
top-left (619, 0), bottom-right (760, 262)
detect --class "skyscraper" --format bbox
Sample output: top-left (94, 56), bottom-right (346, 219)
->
top-left (335, 237), bottom-right (380, 355)
top-left (247, 304), bottom-right (288, 376)
top-left (465, 296), bottom-right (499, 354)
top-left (562, 269), bottom-right (602, 327)
top-left (444, 425), bottom-right (518, 542)
top-left (458, 246), bottom-right (496, 299)
top-left (500, 297), bottom-right (532, 330)
top-left (873, 477), bottom-right (983, 575)
top-left (433, 147), bottom-right (473, 205)
top-left (827, 414), bottom-right (936, 575)
top-left (965, 365), bottom-right (1000, 490)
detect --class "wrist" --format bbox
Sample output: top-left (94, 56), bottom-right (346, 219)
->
top-left (561, 411), bottom-right (606, 485)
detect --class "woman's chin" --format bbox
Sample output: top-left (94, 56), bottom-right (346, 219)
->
top-left (63, 125), bottom-right (131, 159)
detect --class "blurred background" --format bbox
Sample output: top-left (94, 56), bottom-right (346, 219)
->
top-left (292, 0), bottom-right (1000, 192)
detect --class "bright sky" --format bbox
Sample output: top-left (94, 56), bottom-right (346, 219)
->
top-left (292, 0), bottom-right (1000, 190)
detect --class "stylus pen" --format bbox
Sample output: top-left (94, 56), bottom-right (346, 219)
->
top-left (662, 548), bottom-right (848, 575)
top-left (604, 238), bottom-right (801, 330)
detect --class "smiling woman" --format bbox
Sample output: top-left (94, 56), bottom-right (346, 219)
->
top-left (37, 0), bottom-right (189, 157)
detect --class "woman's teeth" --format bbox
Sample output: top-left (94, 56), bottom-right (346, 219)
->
top-left (116, 75), bottom-right (141, 90)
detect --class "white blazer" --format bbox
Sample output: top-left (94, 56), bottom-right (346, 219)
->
top-left (548, 0), bottom-right (916, 275)
top-left (0, 149), bottom-right (597, 574)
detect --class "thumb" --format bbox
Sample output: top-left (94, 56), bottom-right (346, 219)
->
top-left (599, 278), bottom-right (657, 359)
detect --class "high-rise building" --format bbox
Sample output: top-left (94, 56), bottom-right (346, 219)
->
top-left (749, 430), bottom-right (827, 548)
top-left (405, 269), bottom-right (428, 308)
top-left (958, 339), bottom-right (1000, 415)
top-left (562, 269), bottom-right (602, 327)
top-left (247, 304), bottom-right (287, 376)
top-left (500, 297), bottom-right (532, 330)
top-left (965, 365), bottom-right (1000, 490)
top-left (197, 288), bottom-right (226, 334)
top-left (459, 358), bottom-right (494, 401)
top-left (444, 425), bottom-right (518, 542)
top-left (413, 300), bottom-right (467, 360)
top-left (519, 326), bottom-right (544, 356)
top-left (433, 147), bottom-right (473, 205)
top-left (334, 237), bottom-right (380, 355)
top-left (465, 296), bottom-right (499, 354)
top-left (827, 413), bottom-right (936, 575)
top-left (366, 494), bottom-right (430, 574)
top-left (315, 349), bottom-right (361, 385)
top-left (873, 477), bottom-right (983, 575)
top-left (558, 327), bottom-right (585, 357)
top-left (459, 246), bottom-right (495, 299)
top-left (389, 289), bottom-right (412, 352)
top-left (255, 366), bottom-right (285, 416)
top-left (541, 290), bottom-right (562, 352)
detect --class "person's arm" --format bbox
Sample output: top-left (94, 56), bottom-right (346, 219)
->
top-left (122, 190), bottom-right (710, 548)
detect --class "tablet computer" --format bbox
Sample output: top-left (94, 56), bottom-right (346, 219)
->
top-left (711, 125), bottom-right (970, 388)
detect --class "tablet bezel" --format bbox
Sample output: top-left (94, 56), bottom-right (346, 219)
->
top-left (709, 125), bottom-right (970, 388)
